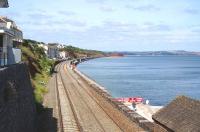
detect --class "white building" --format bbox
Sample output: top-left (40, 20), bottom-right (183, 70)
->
top-left (58, 44), bottom-right (67, 59)
top-left (59, 51), bottom-right (67, 59)
top-left (38, 43), bottom-right (48, 56)
top-left (57, 44), bottom-right (65, 49)
top-left (48, 43), bottom-right (67, 59)
top-left (0, 16), bottom-right (23, 66)
top-left (0, 0), bottom-right (9, 8)
top-left (48, 43), bottom-right (59, 59)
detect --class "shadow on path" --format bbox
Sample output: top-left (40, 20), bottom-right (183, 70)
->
top-left (37, 105), bottom-right (58, 132)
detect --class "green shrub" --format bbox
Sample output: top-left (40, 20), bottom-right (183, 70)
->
top-left (21, 39), bottom-right (55, 113)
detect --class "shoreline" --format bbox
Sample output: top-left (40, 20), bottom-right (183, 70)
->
top-left (74, 57), bottom-right (108, 92)
top-left (71, 62), bottom-right (155, 131)
top-left (75, 66), bottom-right (162, 121)
top-left (74, 58), bottom-right (163, 121)
top-left (75, 68), bottom-right (108, 93)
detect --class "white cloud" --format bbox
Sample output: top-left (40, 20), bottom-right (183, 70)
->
top-left (58, 11), bottom-right (76, 16)
top-left (166, 30), bottom-right (200, 44)
top-left (184, 8), bottom-right (199, 15)
top-left (99, 5), bottom-right (115, 12)
top-left (126, 4), bottom-right (160, 11)
top-left (85, 0), bottom-right (106, 4)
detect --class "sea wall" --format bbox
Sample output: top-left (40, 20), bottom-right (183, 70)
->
top-left (0, 63), bottom-right (36, 132)
top-left (75, 68), bottom-right (155, 131)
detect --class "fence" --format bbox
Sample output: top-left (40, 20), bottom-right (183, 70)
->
top-left (7, 47), bottom-right (21, 64)
top-left (0, 47), bottom-right (7, 66)
top-left (0, 47), bottom-right (21, 67)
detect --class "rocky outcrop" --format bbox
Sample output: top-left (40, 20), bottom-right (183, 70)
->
top-left (0, 63), bottom-right (36, 132)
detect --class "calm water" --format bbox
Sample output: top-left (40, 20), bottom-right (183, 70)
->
top-left (78, 56), bottom-right (200, 106)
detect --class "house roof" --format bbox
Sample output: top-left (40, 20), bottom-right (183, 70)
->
top-left (0, 16), bottom-right (22, 32)
top-left (0, 16), bottom-right (13, 24)
top-left (0, 0), bottom-right (9, 8)
top-left (152, 96), bottom-right (200, 132)
top-left (48, 43), bottom-right (59, 46)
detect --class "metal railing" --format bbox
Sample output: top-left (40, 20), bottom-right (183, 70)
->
top-left (0, 47), bottom-right (7, 66)
top-left (0, 23), bottom-right (6, 28)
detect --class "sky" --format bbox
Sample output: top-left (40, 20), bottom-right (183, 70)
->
top-left (1, 0), bottom-right (200, 51)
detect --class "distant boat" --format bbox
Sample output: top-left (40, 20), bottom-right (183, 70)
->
top-left (114, 97), bottom-right (143, 103)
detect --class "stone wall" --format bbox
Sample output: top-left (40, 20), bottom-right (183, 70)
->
top-left (0, 63), bottom-right (36, 132)
top-left (153, 123), bottom-right (169, 132)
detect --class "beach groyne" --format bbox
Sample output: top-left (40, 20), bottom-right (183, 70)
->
top-left (75, 68), bottom-right (155, 131)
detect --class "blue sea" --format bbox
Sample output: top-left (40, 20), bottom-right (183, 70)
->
top-left (78, 56), bottom-right (200, 106)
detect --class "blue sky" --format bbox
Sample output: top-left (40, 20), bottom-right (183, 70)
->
top-left (1, 0), bottom-right (200, 51)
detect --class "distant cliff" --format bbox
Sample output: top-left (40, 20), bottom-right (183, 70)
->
top-left (106, 52), bottom-right (124, 57)
top-left (61, 45), bottom-right (106, 58)
top-left (113, 50), bottom-right (200, 56)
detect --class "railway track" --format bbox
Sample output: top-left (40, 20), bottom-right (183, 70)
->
top-left (64, 63), bottom-right (124, 131)
top-left (61, 65), bottom-right (109, 132)
top-left (54, 61), bottom-right (144, 132)
top-left (63, 62), bottom-right (145, 132)
top-left (65, 64), bottom-right (124, 131)
top-left (55, 63), bottom-right (64, 132)
top-left (55, 63), bottom-right (81, 132)
top-left (59, 62), bottom-right (122, 131)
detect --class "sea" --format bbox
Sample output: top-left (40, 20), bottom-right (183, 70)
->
top-left (78, 55), bottom-right (200, 106)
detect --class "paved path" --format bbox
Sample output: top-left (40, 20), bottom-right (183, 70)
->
top-left (40, 74), bottom-right (59, 132)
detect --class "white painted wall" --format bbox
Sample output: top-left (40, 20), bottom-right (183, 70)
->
top-left (59, 51), bottom-right (66, 59)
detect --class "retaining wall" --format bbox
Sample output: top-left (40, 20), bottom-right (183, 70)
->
top-left (0, 63), bottom-right (37, 132)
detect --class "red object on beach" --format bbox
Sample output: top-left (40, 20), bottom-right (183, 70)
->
top-left (115, 97), bottom-right (143, 103)
top-left (134, 97), bottom-right (143, 102)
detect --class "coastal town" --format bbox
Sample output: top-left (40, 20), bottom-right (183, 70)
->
top-left (1, 0), bottom-right (200, 132)
top-left (0, 15), bottom-right (71, 66)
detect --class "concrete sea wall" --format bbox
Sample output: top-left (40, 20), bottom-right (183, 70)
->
top-left (0, 63), bottom-right (37, 132)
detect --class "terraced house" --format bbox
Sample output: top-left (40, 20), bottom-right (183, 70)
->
top-left (0, 17), bottom-right (23, 66)
top-left (48, 43), bottom-right (66, 59)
